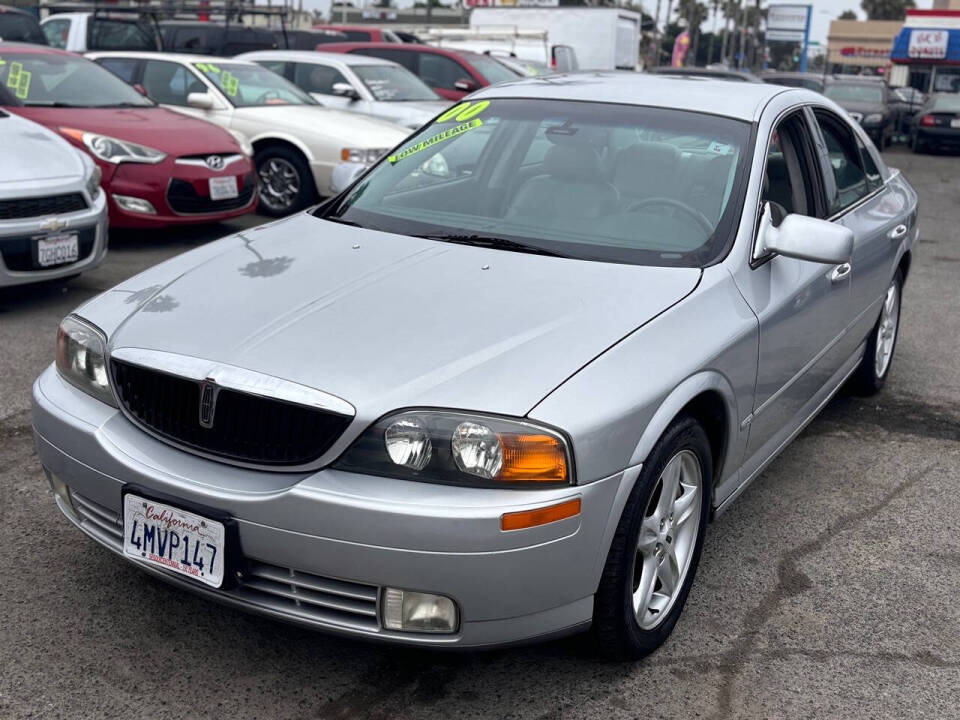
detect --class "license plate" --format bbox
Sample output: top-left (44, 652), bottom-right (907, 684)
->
top-left (209, 176), bottom-right (239, 201)
top-left (951, 119), bottom-right (960, 128)
top-left (34, 233), bottom-right (78, 268)
top-left (123, 494), bottom-right (226, 588)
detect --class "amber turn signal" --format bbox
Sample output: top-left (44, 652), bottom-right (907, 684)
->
top-left (498, 433), bottom-right (568, 483)
top-left (501, 498), bottom-right (581, 532)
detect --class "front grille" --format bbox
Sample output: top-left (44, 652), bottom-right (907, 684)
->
top-left (0, 192), bottom-right (87, 220)
top-left (110, 359), bottom-right (352, 466)
top-left (167, 173), bottom-right (256, 214)
top-left (0, 226), bottom-right (96, 271)
top-left (64, 491), bottom-right (380, 631)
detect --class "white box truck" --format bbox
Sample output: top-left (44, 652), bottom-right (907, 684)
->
top-left (469, 7), bottom-right (641, 71)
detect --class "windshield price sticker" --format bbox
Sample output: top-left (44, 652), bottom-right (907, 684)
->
top-left (6, 61), bottom-right (30, 100)
top-left (389, 118), bottom-right (482, 165)
top-left (436, 100), bottom-right (490, 123)
top-left (196, 62), bottom-right (220, 74)
top-left (221, 71), bottom-right (239, 97)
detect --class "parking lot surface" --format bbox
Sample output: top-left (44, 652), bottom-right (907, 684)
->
top-left (1, 148), bottom-right (958, 719)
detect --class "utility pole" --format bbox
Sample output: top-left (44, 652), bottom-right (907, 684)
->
top-left (708, 0), bottom-right (719, 66)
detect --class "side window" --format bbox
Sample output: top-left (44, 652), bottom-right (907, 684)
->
top-left (293, 63), bottom-right (348, 95)
top-left (342, 30), bottom-right (372, 41)
top-left (99, 57), bottom-right (139, 84)
top-left (352, 48), bottom-right (414, 73)
top-left (761, 113), bottom-right (817, 226)
top-left (43, 19), bottom-right (70, 49)
top-left (257, 60), bottom-right (289, 80)
top-left (814, 111), bottom-right (871, 215)
top-left (142, 60), bottom-right (202, 106)
top-left (419, 54), bottom-right (465, 90)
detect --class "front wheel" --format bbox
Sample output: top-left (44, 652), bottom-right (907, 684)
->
top-left (593, 416), bottom-right (712, 659)
top-left (255, 145), bottom-right (316, 217)
top-left (852, 271), bottom-right (902, 395)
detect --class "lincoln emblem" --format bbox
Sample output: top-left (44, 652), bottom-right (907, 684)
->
top-left (198, 379), bottom-right (219, 428)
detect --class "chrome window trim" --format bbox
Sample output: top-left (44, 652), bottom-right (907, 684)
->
top-left (109, 347), bottom-right (356, 417)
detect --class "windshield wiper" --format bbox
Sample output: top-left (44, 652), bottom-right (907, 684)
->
top-left (416, 233), bottom-right (567, 258)
top-left (23, 102), bottom-right (83, 108)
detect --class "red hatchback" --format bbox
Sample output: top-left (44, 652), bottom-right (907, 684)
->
top-left (318, 42), bottom-right (521, 100)
top-left (0, 44), bottom-right (257, 228)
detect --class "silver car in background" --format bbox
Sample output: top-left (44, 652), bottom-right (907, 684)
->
top-left (32, 75), bottom-right (917, 658)
top-left (1, 110), bottom-right (107, 287)
top-left (238, 50), bottom-right (450, 130)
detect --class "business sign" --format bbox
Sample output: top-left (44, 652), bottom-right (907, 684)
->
top-left (908, 29), bottom-right (948, 59)
top-left (766, 4), bottom-right (810, 43)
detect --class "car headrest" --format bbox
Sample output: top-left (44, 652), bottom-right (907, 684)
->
top-left (613, 142), bottom-right (679, 188)
top-left (543, 142), bottom-right (602, 182)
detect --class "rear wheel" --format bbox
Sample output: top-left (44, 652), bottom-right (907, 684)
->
top-left (255, 145), bottom-right (316, 217)
top-left (593, 416), bottom-right (712, 659)
top-left (852, 271), bottom-right (902, 395)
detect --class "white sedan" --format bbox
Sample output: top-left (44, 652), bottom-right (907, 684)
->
top-left (87, 52), bottom-right (410, 215)
top-left (237, 50), bottom-right (450, 129)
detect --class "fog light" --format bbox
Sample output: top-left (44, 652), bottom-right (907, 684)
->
top-left (112, 194), bottom-right (157, 215)
top-left (44, 468), bottom-right (76, 516)
top-left (382, 588), bottom-right (458, 633)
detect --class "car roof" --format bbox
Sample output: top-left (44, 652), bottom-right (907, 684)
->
top-left (238, 49), bottom-right (394, 66)
top-left (86, 50), bottom-right (258, 65)
top-left (648, 66), bottom-right (761, 82)
top-left (319, 41), bottom-right (482, 58)
top-left (470, 71), bottom-right (796, 122)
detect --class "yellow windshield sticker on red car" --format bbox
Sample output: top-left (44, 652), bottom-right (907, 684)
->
top-left (221, 71), bottom-right (239, 97)
top-left (6, 61), bottom-right (31, 99)
top-left (436, 100), bottom-right (490, 123)
top-left (389, 118), bottom-right (483, 165)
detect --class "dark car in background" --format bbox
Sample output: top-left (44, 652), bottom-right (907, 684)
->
top-left (159, 21), bottom-right (276, 55)
top-left (0, 4), bottom-right (46, 44)
top-left (320, 42), bottom-right (520, 100)
top-left (823, 77), bottom-right (893, 147)
top-left (275, 28), bottom-right (346, 49)
top-left (760, 71), bottom-right (825, 93)
top-left (890, 86), bottom-right (925, 136)
top-left (911, 93), bottom-right (960, 153)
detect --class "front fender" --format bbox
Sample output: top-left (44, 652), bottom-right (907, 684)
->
top-left (248, 131), bottom-right (319, 164)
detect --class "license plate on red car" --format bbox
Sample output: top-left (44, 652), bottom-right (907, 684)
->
top-left (34, 233), bottom-right (78, 268)
top-left (209, 176), bottom-right (239, 201)
top-left (123, 494), bottom-right (226, 588)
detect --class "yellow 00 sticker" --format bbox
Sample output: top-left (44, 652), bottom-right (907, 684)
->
top-left (436, 100), bottom-right (490, 123)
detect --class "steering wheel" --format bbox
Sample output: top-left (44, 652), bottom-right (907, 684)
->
top-left (254, 90), bottom-right (282, 104)
top-left (625, 197), bottom-right (714, 235)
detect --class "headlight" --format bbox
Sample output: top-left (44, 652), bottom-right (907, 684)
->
top-left (227, 128), bottom-right (254, 157)
top-left (334, 410), bottom-right (572, 487)
top-left (340, 148), bottom-right (388, 164)
top-left (863, 113), bottom-right (883, 125)
top-left (85, 164), bottom-right (102, 201)
top-left (59, 127), bottom-right (166, 165)
top-left (55, 315), bottom-right (115, 407)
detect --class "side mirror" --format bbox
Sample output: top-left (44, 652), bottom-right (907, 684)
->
top-left (331, 82), bottom-right (359, 100)
top-left (756, 203), bottom-right (854, 264)
top-left (453, 78), bottom-right (477, 92)
top-left (186, 92), bottom-right (215, 110)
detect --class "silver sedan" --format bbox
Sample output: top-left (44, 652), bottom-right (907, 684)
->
top-left (32, 74), bottom-right (917, 658)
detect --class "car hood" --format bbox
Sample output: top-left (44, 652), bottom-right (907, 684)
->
top-left (233, 104), bottom-right (409, 147)
top-left (0, 112), bottom-right (85, 184)
top-left (94, 213), bottom-right (700, 419)
top-left (9, 106), bottom-right (243, 155)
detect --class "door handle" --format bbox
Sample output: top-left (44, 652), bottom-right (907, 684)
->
top-left (830, 263), bottom-right (852, 283)
top-left (888, 224), bottom-right (908, 240)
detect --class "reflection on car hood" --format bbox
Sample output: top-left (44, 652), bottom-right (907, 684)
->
top-left (98, 213), bottom-right (701, 418)
top-left (233, 104), bottom-right (409, 147)
top-left (0, 112), bottom-right (85, 184)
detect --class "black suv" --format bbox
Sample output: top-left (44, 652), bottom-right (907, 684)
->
top-left (160, 21), bottom-right (276, 55)
top-left (823, 77), bottom-right (894, 148)
top-left (0, 5), bottom-right (46, 44)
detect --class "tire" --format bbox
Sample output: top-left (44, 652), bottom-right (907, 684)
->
top-left (911, 133), bottom-right (926, 154)
top-left (255, 144), bottom-right (316, 217)
top-left (852, 270), bottom-right (903, 396)
top-left (593, 416), bottom-right (712, 660)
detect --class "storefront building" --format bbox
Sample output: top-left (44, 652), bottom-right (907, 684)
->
top-left (826, 19), bottom-right (902, 75)
top-left (890, 10), bottom-right (960, 93)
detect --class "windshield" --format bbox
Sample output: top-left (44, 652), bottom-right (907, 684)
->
top-left (931, 94), bottom-right (960, 112)
top-left (0, 51), bottom-right (153, 107)
top-left (320, 98), bottom-right (750, 267)
top-left (825, 83), bottom-right (884, 104)
top-left (354, 64), bottom-right (439, 101)
top-left (467, 55), bottom-right (521, 85)
top-left (194, 62), bottom-right (316, 107)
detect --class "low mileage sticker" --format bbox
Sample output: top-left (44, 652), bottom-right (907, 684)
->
top-left (388, 118), bottom-right (483, 165)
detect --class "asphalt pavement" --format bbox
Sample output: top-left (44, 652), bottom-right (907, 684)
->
top-left (1, 149), bottom-right (958, 719)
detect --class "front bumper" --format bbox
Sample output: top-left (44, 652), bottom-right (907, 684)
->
top-left (0, 191), bottom-right (108, 288)
top-left (32, 365), bottom-right (624, 648)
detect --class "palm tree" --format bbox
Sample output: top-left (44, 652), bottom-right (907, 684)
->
top-left (860, 0), bottom-right (915, 21)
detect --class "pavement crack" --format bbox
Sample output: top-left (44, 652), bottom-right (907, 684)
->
top-left (0, 410), bottom-right (31, 442)
top-left (707, 461), bottom-right (941, 720)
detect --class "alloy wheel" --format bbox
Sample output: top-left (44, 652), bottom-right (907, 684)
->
top-left (258, 157), bottom-right (301, 213)
top-left (874, 280), bottom-right (900, 379)
top-left (632, 449), bottom-right (702, 630)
